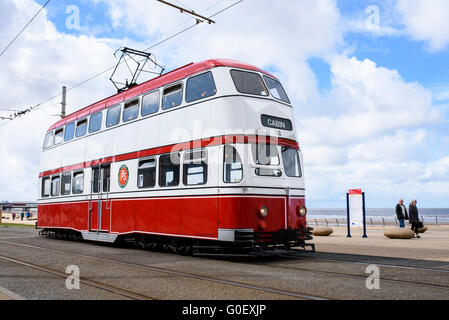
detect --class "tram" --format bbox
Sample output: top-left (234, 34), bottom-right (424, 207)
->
top-left (37, 59), bottom-right (313, 255)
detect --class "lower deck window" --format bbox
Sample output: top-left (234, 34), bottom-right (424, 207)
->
top-left (72, 171), bottom-right (84, 194)
top-left (282, 147), bottom-right (302, 177)
top-left (159, 153), bottom-right (180, 187)
top-left (223, 145), bottom-right (243, 183)
top-left (51, 176), bottom-right (60, 196)
top-left (183, 150), bottom-right (207, 186)
top-left (41, 177), bottom-right (50, 197)
top-left (138, 158), bottom-right (156, 188)
top-left (61, 173), bottom-right (72, 196)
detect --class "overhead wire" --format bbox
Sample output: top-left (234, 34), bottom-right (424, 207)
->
top-left (0, 0), bottom-right (51, 58)
top-left (1, 0), bottom-right (244, 121)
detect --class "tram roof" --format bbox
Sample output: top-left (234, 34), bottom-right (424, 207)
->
top-left (47, 59), bottom-right (276, 132)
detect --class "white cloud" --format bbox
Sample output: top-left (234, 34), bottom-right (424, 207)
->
top-left (396, 0), bottom-right (449, 51)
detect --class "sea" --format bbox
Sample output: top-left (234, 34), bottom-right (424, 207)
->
top-left (308, 208), bottom-right (449, 224)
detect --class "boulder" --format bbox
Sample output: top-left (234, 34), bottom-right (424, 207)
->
top-left (418, 226), bottom-right (428, 233)
top-left (384, 227), bottom-right (415, 239)
top-left (313, 226), bottom-right (333, 237)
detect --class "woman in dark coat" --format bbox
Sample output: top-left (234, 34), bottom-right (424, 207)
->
top-left (409, 200), bottom-right (420, 238)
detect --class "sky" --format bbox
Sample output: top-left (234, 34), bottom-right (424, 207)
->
top-left (0, 0), bottom-right (448, 208)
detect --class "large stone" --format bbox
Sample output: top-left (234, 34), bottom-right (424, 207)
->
top-left (313, 226), bottom-right (333, 237)
top-left (418, 226), bottom-right (428, 233)
top-left (384, 227), bottom-right (415, 239)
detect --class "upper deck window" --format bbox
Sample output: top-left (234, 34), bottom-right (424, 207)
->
top-left (162, 83), bottom-right (183, 110)
top-left (123, 99), bottom-right (139, 122)
top-left (54, 128), bottom-right (64, 145)
top-left (75, 119), bottom-right (88, 138)
top-left (282, 147), bottom-right (302, 178)
top-left (141, 90), bottom-right (160, 117)
top-left (89, 111), bottom-right (102, 133)
top-left (186, 71), bottom-right (217, 103)
top-left (263, 76), bottom-right (290, 104)
top-left (43, 132), bottom-right (54, 149)
top-left (230, 70), bottom-right (268, 96)
top-left (64, 122), bottom-right (75, 141)
top-left (106, 104), bottom-right (121, 128)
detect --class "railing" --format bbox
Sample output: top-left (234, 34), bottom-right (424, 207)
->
top-left (311, 216), bottom-right (448, 227)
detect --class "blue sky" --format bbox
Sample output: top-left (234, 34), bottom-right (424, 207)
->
top-left (1, 0), bottom-right (449, 208)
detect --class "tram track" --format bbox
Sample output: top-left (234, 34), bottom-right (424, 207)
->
top-left (0, 254), bottom-right (155, 300)
top-left (0, 239), bottom-right (329, 300)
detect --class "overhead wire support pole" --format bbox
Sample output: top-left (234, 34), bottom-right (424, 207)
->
top-left (156, 0), bottom-right (216, 24)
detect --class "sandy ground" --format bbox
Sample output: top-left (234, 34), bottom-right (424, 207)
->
top-left (312, 225), bottom-right (449, 262)
top-left (0, 212), bottom-right (36, 225)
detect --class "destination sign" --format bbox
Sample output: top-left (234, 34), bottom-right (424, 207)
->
top-left (261, 114), bottom-right (293, 131)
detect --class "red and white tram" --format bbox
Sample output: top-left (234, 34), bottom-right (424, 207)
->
top-left (37, 59), bottom-right (313, 255)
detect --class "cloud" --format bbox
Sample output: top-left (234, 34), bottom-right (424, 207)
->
top-left (395, 0), bottom-right (449, 51)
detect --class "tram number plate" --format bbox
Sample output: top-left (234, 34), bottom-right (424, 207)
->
top-left (261, 114), bottom-right (293, 131)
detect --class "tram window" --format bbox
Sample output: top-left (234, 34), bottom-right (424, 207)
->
top-left (72, 171), bottom-right (84, 194)
top-left (102, 165), bottom-right (110, 193)
top-left (252, 143), bottom-right (280, 166)
top-left (223, 145), bottom-right (243, 183)
top-left (183, 150), bottom-right (207, 186)
top-left (255, 168), bottom-right (282, 177)
top-left (282, 147), bottom-right (302, 178)
top-left (61, 172), bottom-right (72, 196)
top-left (51, 176), bottom-right (60, 197)
top-left (75, 119), bottom-right (88, 138)
top-left (89, 111), bottom-right (102, 133)
top-left (41, 177), bottom-right (51, 197)
top-left (64, 122), bottom-right (75, 141)
top-left (43, 132), bottom-right (54, 149)
top-left (92, 165), bottom-right (110, 193)
top-left (186, 72), bottom-right (217, 103)
top-left (162, 83), bottom-right (183, 110)
top-left (123, 99), bottom-right (139, 122)
top-left (263, 76), bottom-right (290, 104)
top-left (230, 70), bottom-right (268, 96)
top-left (159, 153), bottom-right (180, 187)
top-left (141, 90), bottom-right (160, 116)
top-left (137, 158), bottom-right (156, 188)
top-left (106, 104), bottom-right (121, 128)
top-left (54, 128), bottom-right (64, 145)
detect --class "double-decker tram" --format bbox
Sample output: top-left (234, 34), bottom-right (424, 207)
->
top-left (37, 59), bottom-right (314, 256)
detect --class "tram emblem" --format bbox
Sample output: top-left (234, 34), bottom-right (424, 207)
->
top-left (118, 165), bottom-right (129, 188)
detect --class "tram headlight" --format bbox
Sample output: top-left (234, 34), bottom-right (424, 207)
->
top-left (298, 206), bottom-right (307, 217)
top-left (258, 205), bottom-right (268, 218)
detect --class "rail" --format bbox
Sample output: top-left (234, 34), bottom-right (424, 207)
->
top-left (310, 216), bottom-right (448, 227)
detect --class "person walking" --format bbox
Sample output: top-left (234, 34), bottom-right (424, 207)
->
top-left (395, 199), bottom-right (408, 228)
top-left (409, 200), bottom-right (421, 238)
top-left (12, 212), bottom-right (16, 221)
top-left (20, 211), bottom-right (24, 221)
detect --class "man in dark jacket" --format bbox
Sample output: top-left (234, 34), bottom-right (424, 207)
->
top-left (395, 199), bottom-right (408, 228)
top-left (409, 200), bottom-right (420, 238)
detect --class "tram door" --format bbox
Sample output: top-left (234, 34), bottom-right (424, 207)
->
top-left (89, 164), bottom-right (111, 232)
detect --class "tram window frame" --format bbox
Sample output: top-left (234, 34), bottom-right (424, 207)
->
top-left (43, 131), bottom-right (54, 149)
top-left (186, 71), bottom-right (217, 103)
top-left (162, 83), bottom-right (183, 110)
top-left (183, 149), bottom-right (208, 186)
top-left (281, 147), bottom-right (302, 178)
top-left (159, 153), bottom-right (180, 188)
top-left (137, 158), bottom-right (157, 189)
top-left (223, 145), bottom-right (243, 184)
top-left (75, 118), bottom-right (88, 138)
top-left (72, 171), bottom-right (84, 195)
top-left (51, 175), bottom-right (61, 197)
top-left (88, 111), bottom-right (103, 133)
top-left (64, 122), bottom-right (75, 141)
top-left (106, 104), bottom-right (121, 128)
top-left (141, 90), bottom-right (160, 117)
top-left (54, 128), bottom-right (64, 145)
top-left (41, 177), bottom-right (51, 198)
top-left (263, 75), bottom-right (291, 104)
top-left (123, 99), bottom-right (140, 123)
top-left (251, 143), bottom-right (280, 166)
top-left (230, 69), bottom-right (269, 96)
top-left (61, 172), bottom-right (72, 196)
